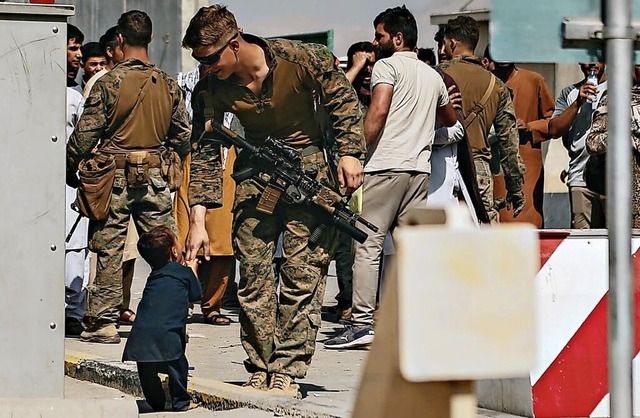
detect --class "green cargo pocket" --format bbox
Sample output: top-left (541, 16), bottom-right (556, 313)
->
top-left (149, 174), bottom-right (167, 191)
top-left (112, 176), bottom-right (126, 191)
top-left (305, 312), bottom-right (322, 355)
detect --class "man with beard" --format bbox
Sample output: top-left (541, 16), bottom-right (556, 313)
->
top-left (483, 45), bottom-right (555, 227)
top-left (438, 16), bottom-right (525, 223)
top-left (325, 5), bottom-right (457, 349)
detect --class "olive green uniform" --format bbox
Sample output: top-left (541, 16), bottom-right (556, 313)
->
top-left (190, 34), bottom-right (365, 378)
top-left (67, 59), bottom-right (191, 323)
top-left (439, 56), bottom-right (524, 222)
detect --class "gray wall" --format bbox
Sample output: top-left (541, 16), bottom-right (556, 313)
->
top-left (65, 0), bottom-right (183, 77)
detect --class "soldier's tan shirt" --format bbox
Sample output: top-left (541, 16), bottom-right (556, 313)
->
top-left (67, 59), bottom-right (191, 174)
top-left (439, 55), bottom-right (523, 192)
top-left (189, 34), bottom-right (365, 208)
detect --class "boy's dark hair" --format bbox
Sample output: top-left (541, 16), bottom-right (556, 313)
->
top-left (443, 15), bottom-right (479, 50)
top-left (137, 226), bottom-right (175, 270)
top-left (417, 47), bottom-right (436, 65)
top-left (373, 5), bottom-right (418, 50)
top-left (81, 42), bottom-right (105, 61)
top-left (67, 24), bottom-right (84, 44)
top-left (346, 41), bottom-right (374, 70)
top-left (99, 26), bottom-right (119, 55)
top-left (117, 10), bottom-right (152, 47)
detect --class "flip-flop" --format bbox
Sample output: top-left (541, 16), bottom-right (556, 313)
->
top-left (119, 309), bottom-right (136, 324)
top-left (204, 313), bottom-right (232, 326)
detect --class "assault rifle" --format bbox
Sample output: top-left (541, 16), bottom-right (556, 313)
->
top-left (201, 119), bottom-right (378, 244)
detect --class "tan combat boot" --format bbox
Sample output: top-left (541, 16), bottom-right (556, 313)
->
top-left (268, 373), bottom-right (301, 399)
top-left (243, 371), bottom-right (268, 391)
top-left (80, 321), bottom-right (121, 344)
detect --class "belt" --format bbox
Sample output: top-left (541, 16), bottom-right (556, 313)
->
top-left (102, 152), bottom-right (162, 169)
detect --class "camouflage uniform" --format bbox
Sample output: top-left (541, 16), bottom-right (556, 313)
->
top-left (67, 59), bottom-right (191, 323)
top-left (190, 34), bottom-right (365, 378)
top-left (439, 55), bottom-right (524, 222)
top-left (587, 90), bottom-right (640, 227)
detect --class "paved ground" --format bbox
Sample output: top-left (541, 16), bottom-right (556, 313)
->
top-left (66, 259), bottom-right (525, 417)
top-left (66, 376), bottom-right (273, 417)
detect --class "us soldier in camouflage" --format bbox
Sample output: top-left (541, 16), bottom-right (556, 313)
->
top-left (182, 5), bottom-right (365, 397)
top-left (66, 10), bottom-right (191, 343)
top-left (437, 16), bottom-right (525, 222)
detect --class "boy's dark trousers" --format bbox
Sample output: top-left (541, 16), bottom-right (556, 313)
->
top-left (137, 354), bottom-right (190, 411)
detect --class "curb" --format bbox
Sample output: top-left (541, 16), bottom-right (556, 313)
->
top-left (64, 350), bottom-right (343, 418)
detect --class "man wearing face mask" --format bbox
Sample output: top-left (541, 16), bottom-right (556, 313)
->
top-left (438, 16), bottom-right (525, 223)
top-left (549, 63), bottom-right (608, 228)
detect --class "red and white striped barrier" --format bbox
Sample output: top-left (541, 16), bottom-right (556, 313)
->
top-left (478, 229), bottom-right (640, 418)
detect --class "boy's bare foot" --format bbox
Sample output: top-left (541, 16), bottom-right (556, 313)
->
top-left (187, 402), bottom-right (199, 410)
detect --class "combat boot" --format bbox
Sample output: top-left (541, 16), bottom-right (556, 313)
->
top-left (80, 320), bottom-right (120, 344)
top-left (268, 373), bottom-right (301, 398)
top-left (243, 371), bottom-right (268, 391)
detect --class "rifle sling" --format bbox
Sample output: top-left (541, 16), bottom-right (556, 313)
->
top-left (463, 74), bottom-right (496, 130)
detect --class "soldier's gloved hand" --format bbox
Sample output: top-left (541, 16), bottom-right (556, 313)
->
top-left (506, 190), bottom-right (526, 218)
top-left (66, 172), bottom-right (80, 189)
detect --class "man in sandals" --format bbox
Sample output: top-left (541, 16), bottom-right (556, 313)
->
top-left (66, 10), bottom-right (191, 344)
top-left (182, 5), bottom-right (365, 397)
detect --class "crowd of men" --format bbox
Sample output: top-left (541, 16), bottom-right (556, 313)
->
top-left (61, 4), bottom-right (615, 405)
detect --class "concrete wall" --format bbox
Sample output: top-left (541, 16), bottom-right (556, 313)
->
top-left (64, 0), bottom-right (184, 78)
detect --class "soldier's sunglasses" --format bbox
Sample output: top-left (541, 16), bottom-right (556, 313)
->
top-left (192, 33), bottom-right (239, 65)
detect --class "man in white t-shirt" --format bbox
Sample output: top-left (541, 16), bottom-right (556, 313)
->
top-left (325, 5), bottom-right (457, 349)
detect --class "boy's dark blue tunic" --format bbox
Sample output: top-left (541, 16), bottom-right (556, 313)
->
top-left (123, 262), bottom-right (202, 362)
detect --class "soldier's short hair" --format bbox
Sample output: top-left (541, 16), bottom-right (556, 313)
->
top-left (373, 5), bottom-right (418, 50)
top-left (99, 26), bottom-right (119, 56)
top-left (182, 5), bottom-right (239, 49)
top-left (137, 226), bottom-right (176, 270)
top-left (117, 10), bottom-right (152, 48)
top-left (67, 24), bottom-right (84, 44)
top-left (443, 16), bottom-right (479, 50)
top-left (81, 42), bottom-right (105, 61)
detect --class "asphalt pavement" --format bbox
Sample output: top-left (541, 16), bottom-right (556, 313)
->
top-left (65, 258), bottom-right (525, 418)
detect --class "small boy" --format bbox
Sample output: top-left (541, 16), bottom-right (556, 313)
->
top-left (122, 226), bottom-right (202, 412)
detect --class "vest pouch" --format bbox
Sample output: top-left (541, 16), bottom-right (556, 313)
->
top-left (126, 151), bottom-right (150, 188)
top-left (160, 148), bottom-right (183, 192)
top-left (75, 154), bottom-right (116, 221)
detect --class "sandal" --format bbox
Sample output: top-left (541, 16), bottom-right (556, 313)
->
top-left (119, 309), bottom-right (136, 324)
top-left (203, 313), bottom-right (231, 326)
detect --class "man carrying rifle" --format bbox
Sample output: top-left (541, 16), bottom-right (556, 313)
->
top-left (182, 5), bottom-right (365, 397)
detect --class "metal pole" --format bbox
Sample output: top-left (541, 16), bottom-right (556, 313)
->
top-left (605, 0), bottom-right (634, 416)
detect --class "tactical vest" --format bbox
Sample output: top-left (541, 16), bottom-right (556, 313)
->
top-left (102, 68), bottom-right (173, 153)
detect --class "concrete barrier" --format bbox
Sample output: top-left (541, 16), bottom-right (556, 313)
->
top-left (478, 229), bottom-right (640, 418)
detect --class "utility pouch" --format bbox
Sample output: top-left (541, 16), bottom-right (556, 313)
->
top-left (75, 154), bottom-right (116, 220)
top-left (256, 184), bottom-right (284, 214)
top-left (160, 148), bottom-right (183, 192)
top-left (126, 151), bottom-right (150, 188)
